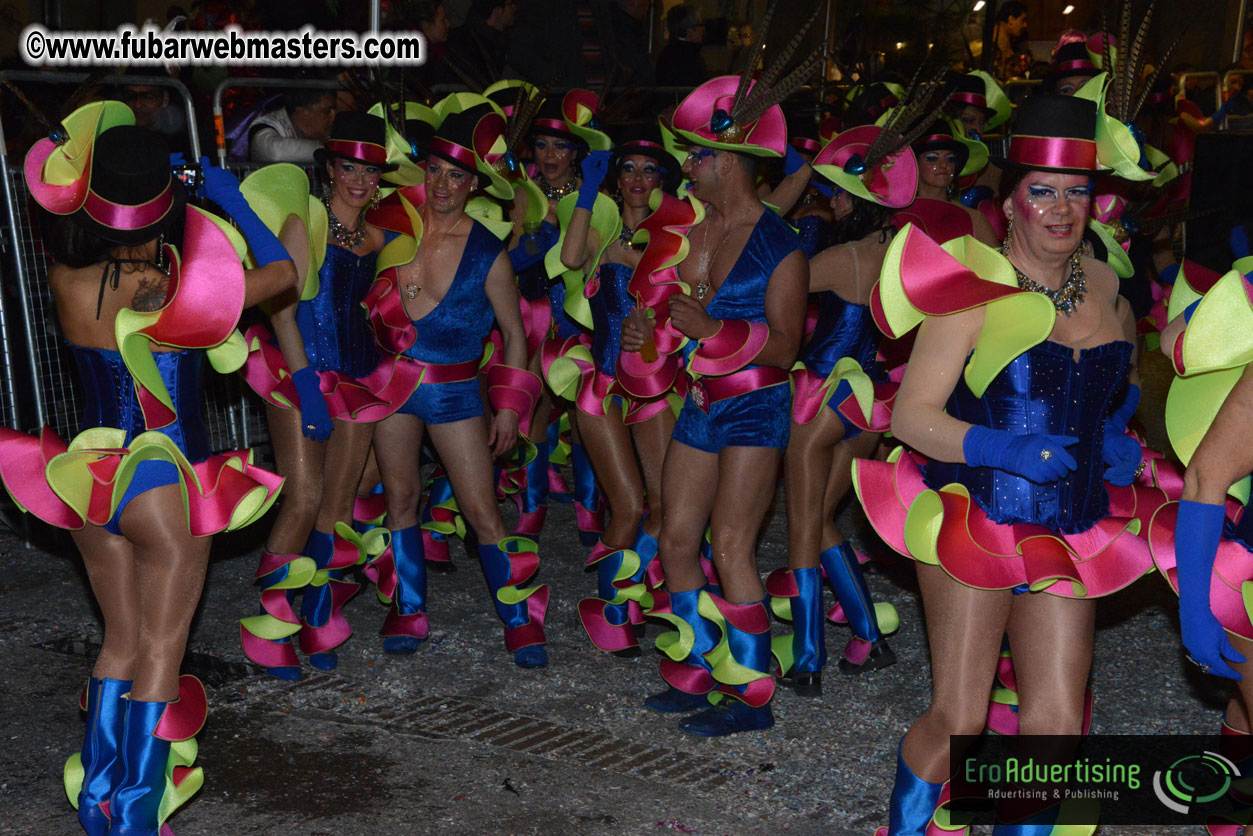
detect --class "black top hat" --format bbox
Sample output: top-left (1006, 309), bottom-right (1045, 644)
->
top-left (997, 95), bottom-right (1099, 174)
top-left (608, 125), bottom-right (682, 195)
top-left (851, 82), bottom-right (900, 124)
top-left (912, 120), bottom-right (970, 173)
top-left (314, 112), bottom-right (398, 172)
top-left (528, 98), bottom-right (582, 145)
top-left (1048, 42), bottom-right (1099, 84)
top-left (427, 104), bottom-right (495, 174)
top-left (77, 125), bottom-right (186, 246)
top-left (948, 73), bottom-right (995, 115)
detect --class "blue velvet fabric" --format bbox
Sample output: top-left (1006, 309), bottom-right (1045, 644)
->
top-left (104, 461), bottom-right (181, 536)
top-left (549, 277), bottom-right (582, 340)
top-left (514, 221), bottom-right (559, 301)
top-left (923, 340), bottom-right (1134, 534)
top-left (72, 344), bottom-right (210, 460)
top-left (402, 219), bottom-right (502, 365)
top-left (395, 379), bottom-right (484, 425)
top-left (672, 210), bottom-right (800, 453)
top-left (796, 214), bottom-right (834, 259)
top-left (588, 262), bottom-right (633, 376)
top-left (296, 238), bottom-right (393, 379)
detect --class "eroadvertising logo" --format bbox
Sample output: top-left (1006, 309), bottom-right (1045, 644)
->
top-left (1152, 752), bottom-right (1242, 814)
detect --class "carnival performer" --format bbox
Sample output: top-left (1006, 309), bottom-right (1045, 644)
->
top-left (0, 102), bottom-right (296, 835)
top-left (621, 62), bottom-right (811, 736)
top-left (364, 103), bottom-right (549, 668)
top-left (237, 112), bottom-right (400, 679)
top-left (854, 95), bottom-right (1154, 834)
top-left (901, 120), bottom-right (999, 247)
top-left (787, 133), bottom-right (836, 259)
top-left (506, 94), bottom-right (607, 543)
top-left (771, 118), bottom-right (931, 697)
top-left (547, 127), bottom-right (684, 657)
top-left (1151, 249), bottom-right (1253, 810)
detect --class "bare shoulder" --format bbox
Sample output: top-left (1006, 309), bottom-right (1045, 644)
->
top-left (1081, 255), bottom-right (1119, 302)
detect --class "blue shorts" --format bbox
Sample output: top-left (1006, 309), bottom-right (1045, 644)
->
top-left (396, 378), bottom-right (484, 425)
top-left (671, 383), bottom-right (791, 454)
top-left (104, 459), bottom-right (181, 535)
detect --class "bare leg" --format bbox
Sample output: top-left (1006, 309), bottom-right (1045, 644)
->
top-left (264, 402), bottom-right (326, 554)
top-left (708, 446), bottom-right (783, 603)
top-left (903, 563), bottom-right (1012, 781)
top-left (819, 431), bottom-right (880, 551)
top-left (357, 445), bottom-right (381, 495)
top-left (375, 413), bottom-right (426, 528)
top-left (785, 410), bottom-right (847, 570)
top-left (656, 441), bottom-right (721, 593)
top-left (314, 418), bottom-right (375, 532)
top-left (117, 486), bottom-right (213, 702)
top-left (574, 406), bottom-right (645, 547)
top-left (1007, 592), bottom-right (1095, 736)
top-left (428, 416), bottom-right (510, 543)
top-left (71, 526), bottom-right (139, 681)
top-left (630, 407), bottom-right (675, 539)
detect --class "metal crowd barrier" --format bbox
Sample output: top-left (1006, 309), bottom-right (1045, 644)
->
top-left (0, 71), bottom-right (273, 518)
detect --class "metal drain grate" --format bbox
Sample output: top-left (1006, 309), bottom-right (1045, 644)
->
top-left (33, 632), bottom-right (262, 688)
top-left (259, 676), bottom-right (739, 791)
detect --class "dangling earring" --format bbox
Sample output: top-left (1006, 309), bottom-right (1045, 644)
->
top-left (369, 189), bottom-right (380, 211)
top-left (155, 232), bottom-right (168, 273)
top-left (946, 173), bottom-right (958, 201)
top-left (1001, 219), bottom-right (1014, 253)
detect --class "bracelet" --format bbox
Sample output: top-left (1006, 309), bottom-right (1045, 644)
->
top-left (1133, 459), bottom-right (1147, 480)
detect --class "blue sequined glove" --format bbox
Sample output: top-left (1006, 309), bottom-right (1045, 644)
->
top-left (197, 156), bottom-right (291, 266)
top-left (576, 150), bottom-right (612, 210)
top-left (784, 145), bottom-right (808, 175)
top-left (292, 367), bottom-right (333, 442)
top-left (960, 185), bottom-right (994, 209)
top-left (962, 425), bottom-right (1078, 483)
top-left (1176, 499), bottom-right (1245, 681)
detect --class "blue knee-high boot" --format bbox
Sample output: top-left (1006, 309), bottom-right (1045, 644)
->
top-left (67, 677), bottom-right (131, 835)
top-left (514, 439), bottom-right (550, 536)
top-left (299, 529), bottom-right (358, 670)
top-left (380, 525), bottom-right (428, 654)
top-left (876, 740), bottom-right (950, 836)
top-left (820, 543), bottom-right (897, 673)
top-left (678, 596), bottom-right (775, 737)
top-left (570, 442), bottom-right (604, 546)
top-left (477, 536), bottom-right (549, 668)
top-left (645, 587), bottom-right (720, 713)
top-left (767, 567), bottom-right (827, 696)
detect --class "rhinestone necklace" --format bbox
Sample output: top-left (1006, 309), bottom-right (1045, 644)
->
top-left (324, 194), bottom-right (367, 249)
top-left (1006, 248), bottom-right (1087, 316)
top-left (403, 215), bottom-right (467, 301)
top-left (540, 173), bottom-right (580, 201)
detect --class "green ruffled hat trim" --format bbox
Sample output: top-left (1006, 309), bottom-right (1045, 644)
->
top-left (369, 100), bottom-right (439, 188)
top-left (544, 191), bottom-right (621, 332)
top-left (239, 163), bottom-right (327, 302)
top-left (1075, 73), bottom-right (1155, 182)
top-left (1087, 218), bottom-right (1134, 278)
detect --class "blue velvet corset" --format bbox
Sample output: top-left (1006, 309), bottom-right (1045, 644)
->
top-left (588, 262), bottom-right (634, 376)
top-left (295, 243), bottom-right (382, 379)
top-left (685, 209), bottom-right (801, 369)
top-left (71, 344), bottom-right (210, 463)
top-left (796, 215), bottom-right (833, 259)
top-left (923, 340), bottom-right (1133, 534)
top-left (404, 220), bottom-right (504, 365)
top-left (515, 221), bottom-right (559, 302)
top-left (799, 291), bottom-right (883, 380)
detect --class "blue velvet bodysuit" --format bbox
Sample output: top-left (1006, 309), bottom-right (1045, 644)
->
top-left (588, 262), bottom-right (634, 377)
top-left (672, 209), bottom-right (801, 453)
top-left (398, 219), bottom-right (504, 424)
top-left (922, 340), bottom-right (1133, 534)
top-left (796, 215), bottom-right (834, 259)
top-left (295, 243), bottom-right (382, 379)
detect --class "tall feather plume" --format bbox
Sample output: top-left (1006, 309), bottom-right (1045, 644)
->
top-left (1131, 24), bottom-right (1188, 120)
top-left (729, 1), bottom-right (775, 117)
top-left (506, 85), bottom-right (546, 154)
top-left (737, 50), bottom-right (824, 125)
top-left (1117, 0), bottom-right (1133, 117)
top-left (0, 78), bottom-right (55, 135)
top-left (1100, 6), bottom-right (1113, 79)
top-left (1125, 0), bottom-right (1156, 116)
top-left (732, 4), bottom-right (822, 120)
top-left (863, 63), bottom-right (951, 169)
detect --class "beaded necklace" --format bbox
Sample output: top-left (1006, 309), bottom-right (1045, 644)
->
top-left (1007, 249), bottom-right (1087, 316)
top-left (324, 194), bottom-right (367, 249)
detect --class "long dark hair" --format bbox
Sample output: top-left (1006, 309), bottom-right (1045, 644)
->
top-left (43, 209), bottom-right (183, 270)
top-left (833, 192), bottom-right (893, 245)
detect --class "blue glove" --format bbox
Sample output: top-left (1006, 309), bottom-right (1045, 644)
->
top-left (812, 179), bottom-right (834, 199)
top-left (1209, 98), bottom-right (1235, 123)
top-left (291, 366), bottom-right (333, 442)
top-left (784, 144), bottom-right (808, 176)
top-left (960, 185), bottom-right (994, 209)
top-left (576, 150), bottom-right (612, 210)
top-left (962, 424), bottom-right (1078, 483)
top-left (197, 156), bottom-right (291, 267)
top-left (1158, 263), bottom-right (1180, 286)
top-left (509, 221), bottom-right (558, 272)
top-left (1102, 384), bottom-right (1143, 486)
top-left (169, 151), bottom-right (186, 167)
top-left (1232, 224), bottom-right (1250, 260)
top-left (1176, 499), bottom-right (1245, 680)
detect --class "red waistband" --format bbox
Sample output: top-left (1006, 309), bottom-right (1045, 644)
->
top-left (409, 356), bottom-right (480, 383)
top-left (691, 366), bottom-right (788, 411)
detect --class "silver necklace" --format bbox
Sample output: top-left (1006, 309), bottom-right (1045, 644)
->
top-left (404, 215), bottom-right (467, 301)
top-left (540, 173), bottom-right (580, 201)
top-left (1004, 248), bottom-right (1087, 316)
top-left (324, 194), bottom-right (367, 249)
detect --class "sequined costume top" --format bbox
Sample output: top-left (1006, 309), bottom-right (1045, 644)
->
top-left (72, 345), bottom-right (210, 462)
top-left (799, 291), bottom-right (884, 381)
top-left (923, 340), bottom-right (1134, 534)
top-left (588, 262), bottom-right (634, 377)
top-left (403, 220), bottom-right (504, 365)
top-left (796, 215), bottom-right (833, 259)
top-left (295, 244), bottom-right (382, 379)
